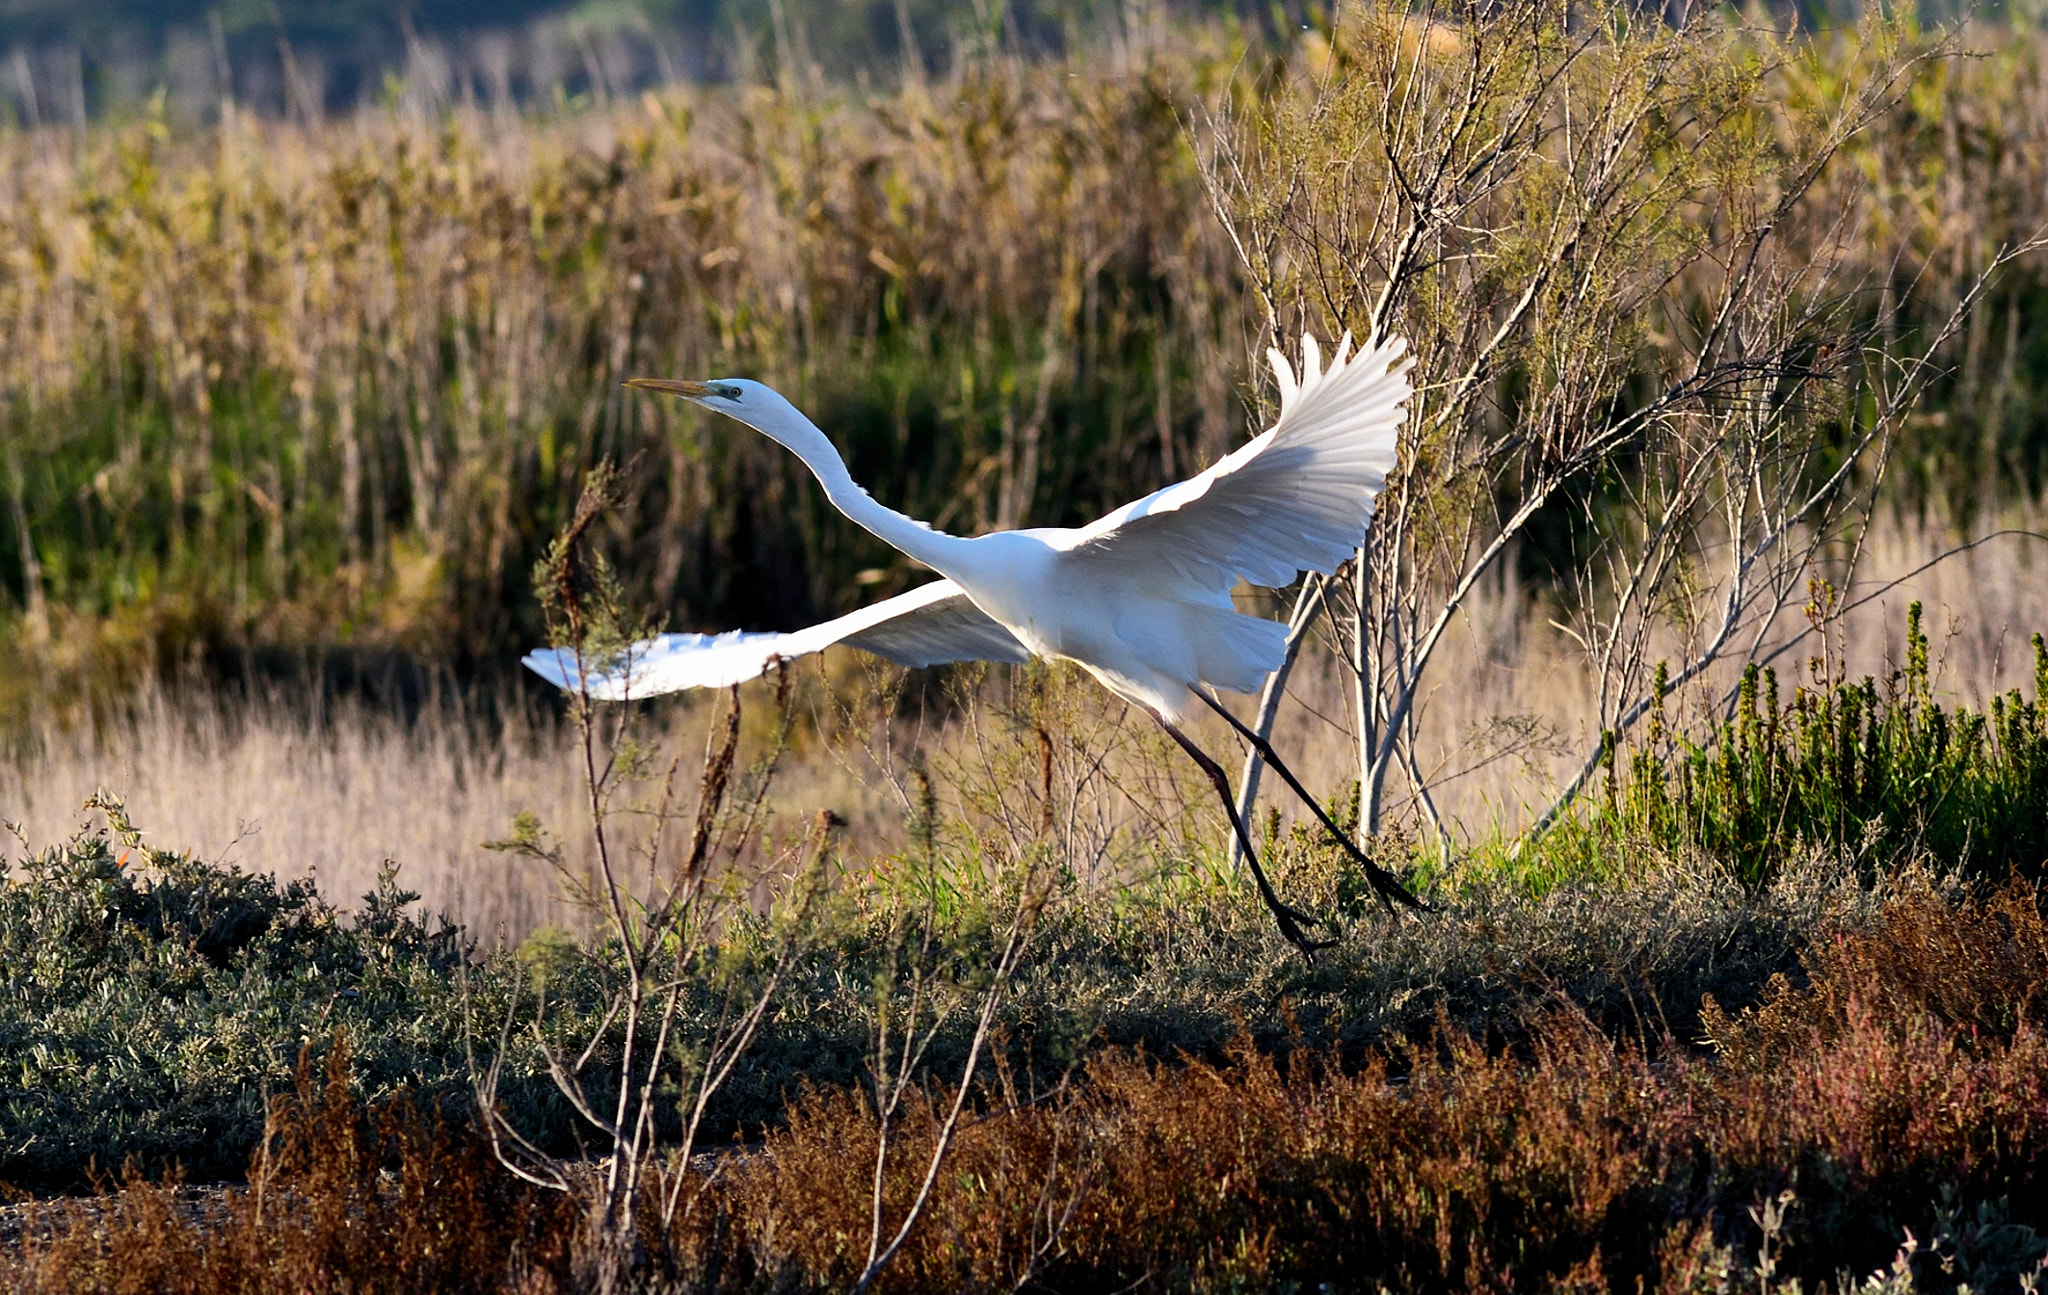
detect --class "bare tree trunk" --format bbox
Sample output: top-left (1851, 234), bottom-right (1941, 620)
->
top-left (1229, 572), bottom-right (1330, 867)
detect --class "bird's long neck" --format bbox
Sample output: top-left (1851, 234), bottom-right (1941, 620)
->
top-left (746, 404), bottom-right (979, 579)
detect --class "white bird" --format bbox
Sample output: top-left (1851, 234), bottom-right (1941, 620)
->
top-left (526, 332), bottom-right (1424, 956)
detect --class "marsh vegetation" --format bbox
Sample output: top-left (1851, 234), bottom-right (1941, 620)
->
top-left (6, 0), bottom-right (2048, 1290)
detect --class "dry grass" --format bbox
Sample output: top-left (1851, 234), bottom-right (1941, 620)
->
top-left (3, 6), bottom-right (2047, 940)
top-left (0, 683), bottom-right (879, 940)
top-left (0, 17), bottom-right (1246, 693)
top-left (1354, 497), bottom-right (2048, 836)
top-left (3, 688), bottom-right (606, 939)
top-left (7, 16), bottom-right (2048, 1289)
top-left (2, 10), bottom-right (2046, 698)
top-left (5, 504), bottom-right (2045, 939)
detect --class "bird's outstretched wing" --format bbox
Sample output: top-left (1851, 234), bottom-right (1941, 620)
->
top-left (1060, 333), bottom-right (1412, 593)
top-left (523, 578), bottom-right (1030, 700)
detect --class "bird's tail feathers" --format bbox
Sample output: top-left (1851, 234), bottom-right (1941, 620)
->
top-left (1188, 604), bottom-right (1289, 697)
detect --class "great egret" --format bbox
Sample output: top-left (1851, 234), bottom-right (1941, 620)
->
top-left (525, 332), bottom-right (1425, 957)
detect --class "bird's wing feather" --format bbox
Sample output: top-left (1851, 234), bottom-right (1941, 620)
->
top-left (1060, 333), bottom-right (1412, 592)
top-left (840, 583), bottom-right (1035, 667)
top-left (523, 579), bottom-right (1030, 700)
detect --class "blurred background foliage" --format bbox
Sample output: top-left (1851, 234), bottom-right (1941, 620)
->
top-left (0, 0), bottom-right (1266, 118)
top-left (0, 2), bottom-right (2045, 721)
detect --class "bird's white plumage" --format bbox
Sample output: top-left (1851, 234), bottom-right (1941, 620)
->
top-left (522, 578), bottom-right (1028, 700)
top-left (525, 332), bottom-right (1411, 718)
top-left (1059, 333), bottom-right (1411, 594)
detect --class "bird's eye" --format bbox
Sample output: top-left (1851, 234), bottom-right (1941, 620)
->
top-left (710, 382), bottom-right (743, 401)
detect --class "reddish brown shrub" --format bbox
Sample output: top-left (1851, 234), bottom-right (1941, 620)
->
top-left (11, 884), bottom-right (2048, 1293)
top-left (8, 1038), bottom-right (576, 1295)
top-left (1703, 876), bottom-right (2048, 1073)
top-left (684, 884), bottom-right (2048, 1293)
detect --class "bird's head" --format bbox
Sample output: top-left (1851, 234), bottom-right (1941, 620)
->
top-left (623, 376), bottom-right (833, 470)
top-left (623, 376), bottom-right (775, 413)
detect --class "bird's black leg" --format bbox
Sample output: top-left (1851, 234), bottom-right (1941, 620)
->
top-left (1147, 707), bottom-right (1337, 962)
top-left (1193, 689), bottom-right (1432, 914)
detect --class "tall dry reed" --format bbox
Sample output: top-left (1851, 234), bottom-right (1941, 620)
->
top-left (1, 13), bottom-right (2046, 710)
top-left (0, 23), bottom-right (1245, 708)
top-left (5, 503), bottom-right (2042, 934)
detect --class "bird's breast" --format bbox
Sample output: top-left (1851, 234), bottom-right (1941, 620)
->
top-left (938, 532), bottom-right (1064, 646)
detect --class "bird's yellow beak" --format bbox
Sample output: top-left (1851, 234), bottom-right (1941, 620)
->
top-left (623, 378), bottom-right (711, 397)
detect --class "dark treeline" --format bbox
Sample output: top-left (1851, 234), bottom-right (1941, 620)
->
top-left (0, 0), bottom-right (1286, 124)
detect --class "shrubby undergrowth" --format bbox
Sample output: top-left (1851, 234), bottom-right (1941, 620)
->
top-left (1579, 605), bottom-right (2048, 888)
top-left (11, 1040), bottom-right (579, 1294)
top-left (717, 877), bottom-right (2048, 1294)
top-left (8, 869), bottom-right (2046, 1292)
top-left (0, 795), bottom-right (476, 1186)
top-left (0, 795), bottom-right (1905, 1195)
top-left (5, 621), bottom-right (2048, 1286)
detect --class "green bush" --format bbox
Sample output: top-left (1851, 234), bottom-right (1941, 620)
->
top-left (1585, 606), bottom-right (2048, 887)
top-left (0, 795), bottom-right (479, 1186)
